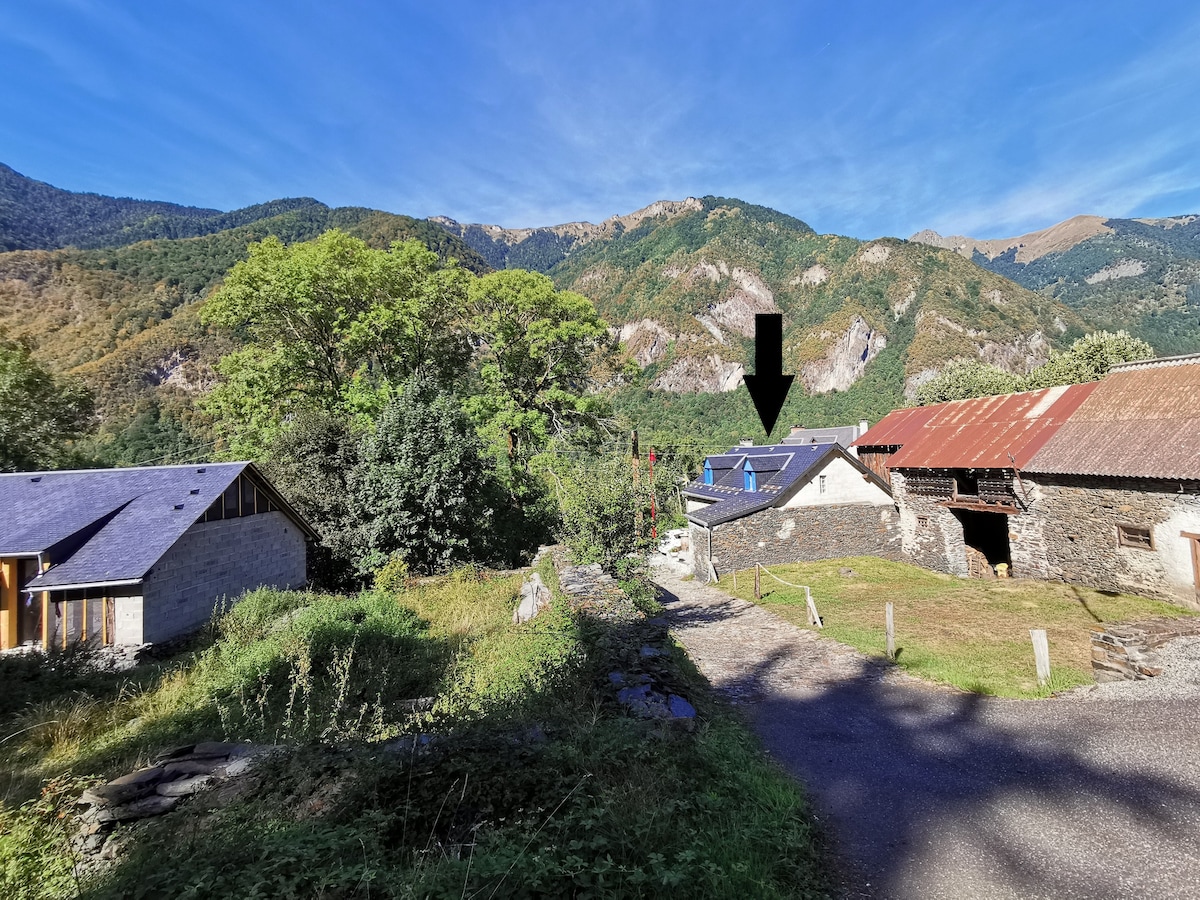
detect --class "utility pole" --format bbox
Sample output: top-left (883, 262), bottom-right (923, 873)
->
top-left (631, 428), bottom-right (642, 538)
top-left (648, 446), bottom-right (657, 539)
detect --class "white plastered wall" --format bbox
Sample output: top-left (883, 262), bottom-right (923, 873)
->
top-left (781, 455), bottom-right (892, 508)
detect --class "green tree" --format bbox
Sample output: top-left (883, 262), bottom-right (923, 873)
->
top-left (914, 357), bottom-right (1021, 406)
top-left (350, 381), bottom-right (506, 577)
top-left (0, 335), bottom-right (93, 471)
top-left (467, 270), bottom-right (613, 461)
top-left (1020, 330), bottom-right (1154, 390)
top-left (550, 453), bottom-right (654, 573)
top-left (201, 230), bottom-right (470, 458)
top-left (261, 411), bottom-right (362, 590)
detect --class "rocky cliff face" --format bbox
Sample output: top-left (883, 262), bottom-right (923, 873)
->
top-left (799, 316), bottom-right (888, 393)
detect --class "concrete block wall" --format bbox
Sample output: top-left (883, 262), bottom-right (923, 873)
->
top-left (691, 503), bottom-right (903, 579)
top-left (137, 511), bottom-right (307, 644)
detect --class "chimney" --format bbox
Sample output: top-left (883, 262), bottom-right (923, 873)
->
top-left (739, 439), bottom-right (754, 447)
top-left (858, 419), bottom-right (869, 437)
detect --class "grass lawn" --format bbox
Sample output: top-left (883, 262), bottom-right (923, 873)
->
top-left (717, 556), bottom-right (1194, 698)
top-left (1, 560), bottom-right (826, 899)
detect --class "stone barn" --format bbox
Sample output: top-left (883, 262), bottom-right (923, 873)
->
top-left (1021, 355), bottom-right (1200, 607)
top-left (853, 383), bottom-right (1097, 579)
top-left (0, 462), bottom-right (316, 650)
top-left (854, 353), bottom-right (1200, 608)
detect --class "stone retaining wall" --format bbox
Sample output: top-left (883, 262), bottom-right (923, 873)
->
top-left (1091, 617), bottom-right (1200, 682)
top-left (690, 503), bottom-right (903, 579)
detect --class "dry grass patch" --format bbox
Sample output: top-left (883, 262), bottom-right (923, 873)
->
top-left (719, 557), bottom-right (1191, 698)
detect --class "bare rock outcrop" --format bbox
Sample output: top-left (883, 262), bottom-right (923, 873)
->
top-left (616, 319), bottom-right (673, 366)
top-left (652, 354), bottom-right (744, 393)
top-left (800, 316), bottom-right (887, 393)
top-left (1085, 259), bottom-right (1147, 284)
top-left (695, 267), bottom-right (780, 341)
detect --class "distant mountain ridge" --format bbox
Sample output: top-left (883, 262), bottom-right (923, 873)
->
top-left (431, 198), bottom-right (714, 271)
top-left (0, 163), bottom-right (490, 268)
top-left (911, 213), bottom-right (1200, 356)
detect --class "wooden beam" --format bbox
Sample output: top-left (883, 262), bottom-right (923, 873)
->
top-left (40, 556), bottom-right (51, 651)
top-left (0, 559), bottom-right (16, 650)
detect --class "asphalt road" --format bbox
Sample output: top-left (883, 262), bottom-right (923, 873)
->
top-left (654, 568), bottom-right (1200, 900)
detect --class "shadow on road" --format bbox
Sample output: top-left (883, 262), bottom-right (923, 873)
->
top-left (657, 578), bottom-right (1200, 900)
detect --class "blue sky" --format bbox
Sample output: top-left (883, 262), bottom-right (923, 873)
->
top-left (3, 1), bottom-right (1199, 240)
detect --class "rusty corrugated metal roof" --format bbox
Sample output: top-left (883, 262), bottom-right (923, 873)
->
top-left (856, 383), bottom-right (1097, 471)
top-left (1025, 358), bottom-right (1200, 479)
top-left (851, 405), bottom-right (940, 449)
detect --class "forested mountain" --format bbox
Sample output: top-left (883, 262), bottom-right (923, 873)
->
top-left (913, 214), bottom-right (1200, 356)
top-left (0, 163), bottom-right (492, 265)
top-left (7, 161), bottom-right (1186, 460)
top-left (1, 162), bottom-right (219, 250)
top-left (467, 196), bottom-right (1078, 444)
top-left (0, 174), bottom-right (492, 464)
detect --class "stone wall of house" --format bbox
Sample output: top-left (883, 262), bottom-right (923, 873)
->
top-left (690, 503), bottom-right (902, 579)
top-left (1025, 474), bottom-right (1200, 608)
top-left (892, 471), bottom-right (968, 576)
top-left (137, 511), bottom-right (307, 644)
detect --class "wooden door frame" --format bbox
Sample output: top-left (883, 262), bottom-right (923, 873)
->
top-left (1184, 532), bottom-right (1200, 592)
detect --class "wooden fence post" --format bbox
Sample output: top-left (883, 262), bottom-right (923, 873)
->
top-left (1031, 629), bottom-right (1051, 686)
top-left (885, 602), bottom-right (895, 660)
top-left (806, 587), bottom-right (822, 629)
top-left (755, 564), bottom-right (761, 600)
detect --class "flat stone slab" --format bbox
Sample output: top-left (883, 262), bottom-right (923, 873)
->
top-left (81, 767), bottom-right (168, 807)
top-left (110, 794), bottom-right (179, 821)
top-left (156, 775), bottom-right (213, 797)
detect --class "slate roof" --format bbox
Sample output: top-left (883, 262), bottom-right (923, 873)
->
top-left (0, 463), bottom-right (313, 591)
top-left (780, 425), bottom-right (863, 447)
top-left (1025, 355), bottom-right (1200, 479)
top-left (854, 384), bottom-right (1097, 471)
top-left (684, 442), bottom-right (886, 527)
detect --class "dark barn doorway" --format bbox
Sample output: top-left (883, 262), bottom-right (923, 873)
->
top-left (953, 509), bottom-right (1011, 576)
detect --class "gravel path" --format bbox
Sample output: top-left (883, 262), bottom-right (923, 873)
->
top-left (654, 567), bottom-right (1200, 900)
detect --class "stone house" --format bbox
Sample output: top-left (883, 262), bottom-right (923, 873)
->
top-left (0, 462), bottom-right (316, 650)
top-left (852, 383), bottom-right (1097, 580)
top-left (685, 429), bottom-right (899, 579)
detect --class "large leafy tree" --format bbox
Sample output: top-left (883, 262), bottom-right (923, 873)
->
top-left (350, 381), bottom-right (505, 577)
top-left (913, 358), bottom-right (1021, 405)
top-left (0, 335), bottom-right (93, 471)
top-left (467, 269), bottom-right (612, 461)
top-left (201, 230), bottom-right (470, 457)
top-left (1021, 330), bottom-right (1154, 390)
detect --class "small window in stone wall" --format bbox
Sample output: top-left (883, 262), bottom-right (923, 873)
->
top-left (917, 515), bottom-right (930, 529)
top-left (1117, 524), bottom-right (1154, 550)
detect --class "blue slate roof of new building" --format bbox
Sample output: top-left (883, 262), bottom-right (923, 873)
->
top-left (0, 463), bottom-right (314, 591)
top-left (684, 442), bottom-right (880, 527)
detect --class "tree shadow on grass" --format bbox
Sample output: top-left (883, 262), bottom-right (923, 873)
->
top-left (659, 577), bottom-right (1200, 900)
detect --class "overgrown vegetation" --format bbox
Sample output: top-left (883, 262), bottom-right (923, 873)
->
top-left (1, 563), bottom-right (826, 899)
top-left (721, 556), bottom-right (1185, 698)
top-left (914, 329), bottom-right (1155, 404)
